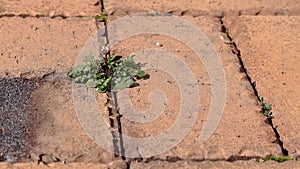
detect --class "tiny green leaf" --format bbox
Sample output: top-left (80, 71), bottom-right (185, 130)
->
top-left (96, 86), bottom-right (106, 93)
top-left (124, 78), bottom-right (135, 88)
top-left (86, 79), bottom-right (97, 88)
top-left (68, 71), bottom-right (74, 78)
top-left (137, 70), bottom-right (146, 78)
top-left (263, 103), bottom-right (272, 110)
top-left (129, 70), bottom-right (137, 76)
top-left (258, 96), bottom-right (264, 103)
top-left (94, 15), bottom-right (101, 20)
top-left (101, 11), bottom-right (108, 20)
top-left (84, 55), bottom-right (94, 62)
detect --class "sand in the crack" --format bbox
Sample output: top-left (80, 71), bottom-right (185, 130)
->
top-left (0, 78), bottom-right (37, 162)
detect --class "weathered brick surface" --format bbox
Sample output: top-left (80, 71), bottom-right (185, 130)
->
top-left (1, 0), bottom-right (299, 17)
top-left (225, 16), bottom-right (300, 157)
top-left (1, 0), bottom-right (300, 168)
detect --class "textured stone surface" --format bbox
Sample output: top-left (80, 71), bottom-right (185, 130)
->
top-left (0, 160), bottom-right (127, 169)
top-left (1, 160), bottom-right (300, 169)
top-left (1, 0), bottom-right (300, 168)
top-left (105, 0), bottom-right (300, 16)
top-left (0, 14), bottom-right (282, 162)
top-left (107, 16), bottom-right (282, 160)
top-left (0, 17), bottom-right (113, 163)
top-left (0, 17), bottom-right (96, 78)
top-left (224, 16), bottom-right (300, 157)
top-left (0, 0), bottom-right (299, 17)
top-left (130, 160), bottom-right (300, 169)
top-left (27, 76), bottom-right (117, 163)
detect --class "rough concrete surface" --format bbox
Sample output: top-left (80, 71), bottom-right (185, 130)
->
top-left (0, 0), bottom-right (300, 168)
top-left (0, 160), bottom-right (127, 169)
top-left (0, 17), bottom-right (96, 78)
top-left (111, 16), bottom-right (281, 160)
top-left (130, 160), bottom-right (300, 169)
top-left (1, 0), bottom-right (300, 17)
top-left (224, 16), bottom-right (300, 158)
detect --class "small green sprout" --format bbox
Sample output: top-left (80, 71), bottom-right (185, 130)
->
top-left (224, 30), bottom-right (229, 35)
top-left (94, 11), bottom-right (108, 23)
top-left (258, 96), bottom-right (274, 119)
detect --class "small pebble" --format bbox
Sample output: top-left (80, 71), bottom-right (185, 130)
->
top-left (63, 11), bottom-right (70, 17)
top-left (28, 10), bottom-right (37, 16)
top-left (220, 33), bottom-right (232, 44)
top-left (156, 42), bottom-right (163, 47)
top-left (49, 11), bottom-right (55, 17)
top-left (5, 154), bottom-right (17, 163)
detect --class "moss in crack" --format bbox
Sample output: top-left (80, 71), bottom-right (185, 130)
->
top-left (262, 156), bottom-right (297, 163)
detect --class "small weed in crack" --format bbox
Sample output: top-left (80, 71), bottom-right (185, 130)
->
top-left (68, 0), bottom-right (148, 161)
top-left (68, 54), bottom-right (146, 93)
top-left (219, 17), bottom-right (289, 156)
top-left (258, 96), bottom-right (274, 119)
top-left (68, 4), bottom-right (146, 93)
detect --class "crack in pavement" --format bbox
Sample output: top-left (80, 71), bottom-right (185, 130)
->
top-left (0, 13), bottom-right (70, 19)
top-left (1, 7), bottom-right (295, 165)
top-left (94, 0), bottom-right (126, 161)
top-left (126, 155), bottom-right (273, 168)
top-left (219, 17), bottom-right (289, 156)
top-left (1, 10), bottom-right (300, 19)
top-left (105, 92), bottom-right (126, 160)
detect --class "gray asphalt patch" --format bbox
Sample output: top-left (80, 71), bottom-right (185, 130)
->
top-left (0, 78), bottom-right (37, 162)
